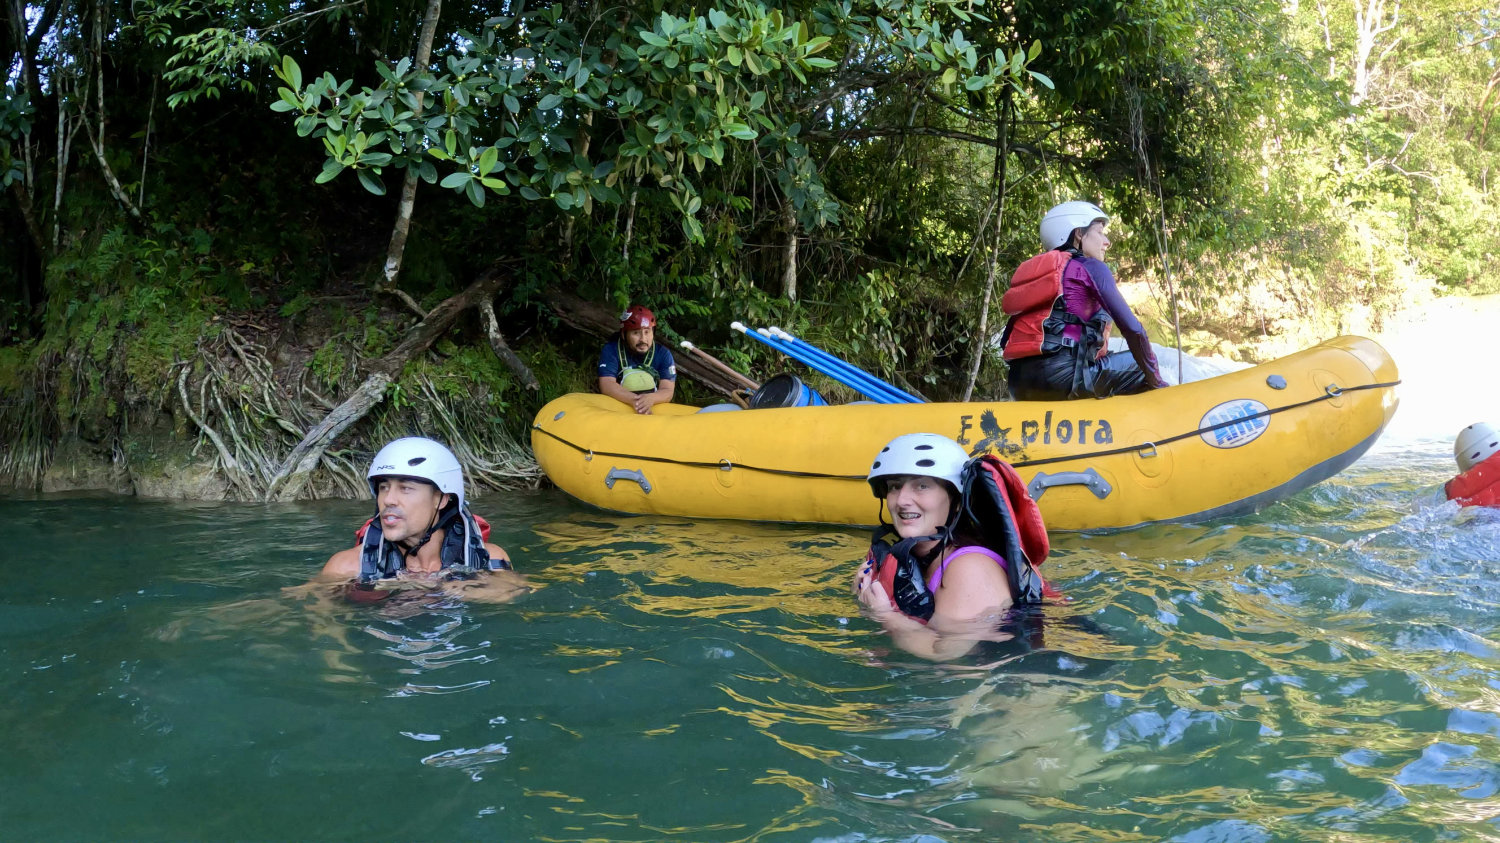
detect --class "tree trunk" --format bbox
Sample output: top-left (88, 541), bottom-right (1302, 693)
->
top-left (138, 76), bottom-right (157, 209)
top-left (264, 266), bottom-right (509, 501)
top-left (962, 96), bottom-right (1011, 402)
top-left (379, 0), bottom-right (443, 290)
top-left (1350, 0), bottom-right (1400, 107)
top-left (53, 67), bottom-right (76, 249)
top-left (9, 182), bottom-right (47, 253)
top-left (85, 0), bottom-right (142, 222)
top-left (781, 199), bottom-right (798, 302)
top-left (479, 298), bottom-right (539, 390)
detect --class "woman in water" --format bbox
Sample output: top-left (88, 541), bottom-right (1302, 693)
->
top-left (853, 433), bottom-right (1050, 660)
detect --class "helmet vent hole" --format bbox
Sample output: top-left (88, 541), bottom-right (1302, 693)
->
top-left (914, 444), bottom-right (933, 450)
top-left (407, 457), bottom-right (427, 466)
top-left (916, 459), bottom-right (935, 467)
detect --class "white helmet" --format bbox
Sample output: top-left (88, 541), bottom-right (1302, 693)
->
top-left (1455, 422), bottom-right (1500, 472)
top-left (367, 437), bottom-right (466, 506)
top-left (1040, 201), bottom-right (1108, 250)
top-left (867, 433), bottom-right (969, 497)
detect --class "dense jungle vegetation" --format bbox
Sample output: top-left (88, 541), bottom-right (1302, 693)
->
top-left (2, 0), bottom-right (1497, 499)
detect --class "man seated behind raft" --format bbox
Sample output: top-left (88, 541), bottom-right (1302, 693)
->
top-left (322, 437), bottom-right (524, 601)
top-left (598, 304), bottom-right (676, 414)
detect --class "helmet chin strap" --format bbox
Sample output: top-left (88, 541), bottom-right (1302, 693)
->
top-left (878, 499), bottom-right (962, 561)
top-left (399, 496), bottom-right (453, 560)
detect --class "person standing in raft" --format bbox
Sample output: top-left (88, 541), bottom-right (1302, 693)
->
top-left (1446, 422), bottom-right (1500, 508)
top-left (321, 437), bottom-right (525, 602)
top-left (852, 433), bottom-right (1056, 661)
top-left (1000, 201), bottom-right (1169, 400)
top-left (598, 304), bottom-right (677, 414)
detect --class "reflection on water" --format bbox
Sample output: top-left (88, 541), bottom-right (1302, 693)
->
top-left (6, 455), bottom-right (1500, 840)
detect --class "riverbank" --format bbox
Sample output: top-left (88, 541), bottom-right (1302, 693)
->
top-left (8, 292), bottom-right (1478, 502)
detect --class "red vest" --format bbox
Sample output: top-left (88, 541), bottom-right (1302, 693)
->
top-left (1000, 251), bottom-right (1072, 361)
top-left (1446, 451), bottom-right (1500, 508)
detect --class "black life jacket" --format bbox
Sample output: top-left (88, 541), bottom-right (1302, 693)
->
top-left (866, 455), bottom-right (1056, 622)
top-left (357, 504), bottom-right (509, 583)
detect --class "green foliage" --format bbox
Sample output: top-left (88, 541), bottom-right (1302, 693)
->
top-left (36, 223), bottom-right (239, 421)
top-left (0, 343), bottom-right (34, 392)
top-left (0, 84), bottom-right (34, 188)
top-left (268, 0), bottom-right (1049, 242)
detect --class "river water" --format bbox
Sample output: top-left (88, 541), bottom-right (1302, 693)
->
top-left (7, 316), bottom-right (1500, 841)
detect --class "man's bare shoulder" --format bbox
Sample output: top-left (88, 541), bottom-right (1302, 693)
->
top-left (321, 546), bottom-right (361, 580)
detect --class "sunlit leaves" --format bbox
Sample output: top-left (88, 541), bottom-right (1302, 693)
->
top-left (268, 0), bottom-right (1055, 238)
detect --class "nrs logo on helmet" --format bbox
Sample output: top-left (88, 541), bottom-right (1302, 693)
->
top-left (366, 437), bottom-right (468, 507)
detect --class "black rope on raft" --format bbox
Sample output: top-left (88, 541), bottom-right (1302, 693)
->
top-left (532, 379), bottom-right (1402, 479)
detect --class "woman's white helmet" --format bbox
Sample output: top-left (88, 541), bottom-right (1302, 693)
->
top-left (867, 433), bottom-right (969, 497)
top-left (367, 437), bottom-right (467, 506)
top-left (1455, 422), bottom-right (1500, 472)
top-left (1040, 201), bottom-right (1108, 250)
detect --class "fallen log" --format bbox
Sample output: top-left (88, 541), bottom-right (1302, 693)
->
top-left (264, 268), bottom-right (509, 501)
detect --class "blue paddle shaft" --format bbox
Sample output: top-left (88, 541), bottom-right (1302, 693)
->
top-left (735, 326), bottom-right (903, 403)
top-left (774, 331), bottom-right (922, 404)
top-left (768, 334), bottom-right (908, 403)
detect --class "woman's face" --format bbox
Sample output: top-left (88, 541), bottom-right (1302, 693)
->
top-left (884, 475), bottom-right (954, 539)
top-left (1077, 220), bottom-right (1110, 260)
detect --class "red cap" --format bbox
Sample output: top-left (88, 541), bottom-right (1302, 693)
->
top-left (620, 305), bottom-right (655, 331)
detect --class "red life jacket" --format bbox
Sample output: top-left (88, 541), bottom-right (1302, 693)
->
top-left (1446, 451), bottom-right (1500, 508)
top-left (869, 454), bottom-right (1059, 622)
top-left (1001, 252), bottom-right (1072, 361)
top-left (1000, 251), bottom-right (1114, 363)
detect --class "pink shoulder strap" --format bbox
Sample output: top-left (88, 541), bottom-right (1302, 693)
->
top-left (927, 545), bottom-right (1008, 592)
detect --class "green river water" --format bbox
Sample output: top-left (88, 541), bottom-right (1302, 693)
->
top-left (5, 431), bottom-right (1500, 841)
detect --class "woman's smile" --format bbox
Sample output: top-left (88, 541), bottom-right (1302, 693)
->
top-left (885, 475), bottom-right (953, 538)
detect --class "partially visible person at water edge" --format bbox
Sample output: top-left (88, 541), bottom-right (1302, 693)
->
top-left (1446, 422), bottom-right (1500, 508)
top-left (1000, 200), bottom-right (1169, 400)
top-left (321, 437), bottom-right (525, 602)
top-left (853, 433), bottom-right (1055, 661)
top-left (598, 304), bottom-right (676, 414)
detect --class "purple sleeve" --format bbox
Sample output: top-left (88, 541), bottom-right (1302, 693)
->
top-left (1081, 259), bottom-right (1162, 381)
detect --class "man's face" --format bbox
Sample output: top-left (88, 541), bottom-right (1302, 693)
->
top-left (624, 325), bottom-right (654, 354)
top-left (374, 477), bottom-right (449, 544)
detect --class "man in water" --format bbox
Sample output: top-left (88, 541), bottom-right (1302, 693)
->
top-left (1447, 422), bottom-right (1500, 508)
top-left (598, 304), bottom-right (676, 414)
top-left (321, 437), bottom-right (525, 602)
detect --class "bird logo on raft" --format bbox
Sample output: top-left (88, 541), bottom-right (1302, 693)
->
top-left (956, 409), bottom-right (1113, 458)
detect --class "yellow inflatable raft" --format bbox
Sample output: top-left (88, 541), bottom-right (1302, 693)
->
top-left (531, 336), bottom-right (1399, 530)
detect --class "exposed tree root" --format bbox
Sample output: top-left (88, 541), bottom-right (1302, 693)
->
top-left (0, 354), bottom-right (58, 487)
